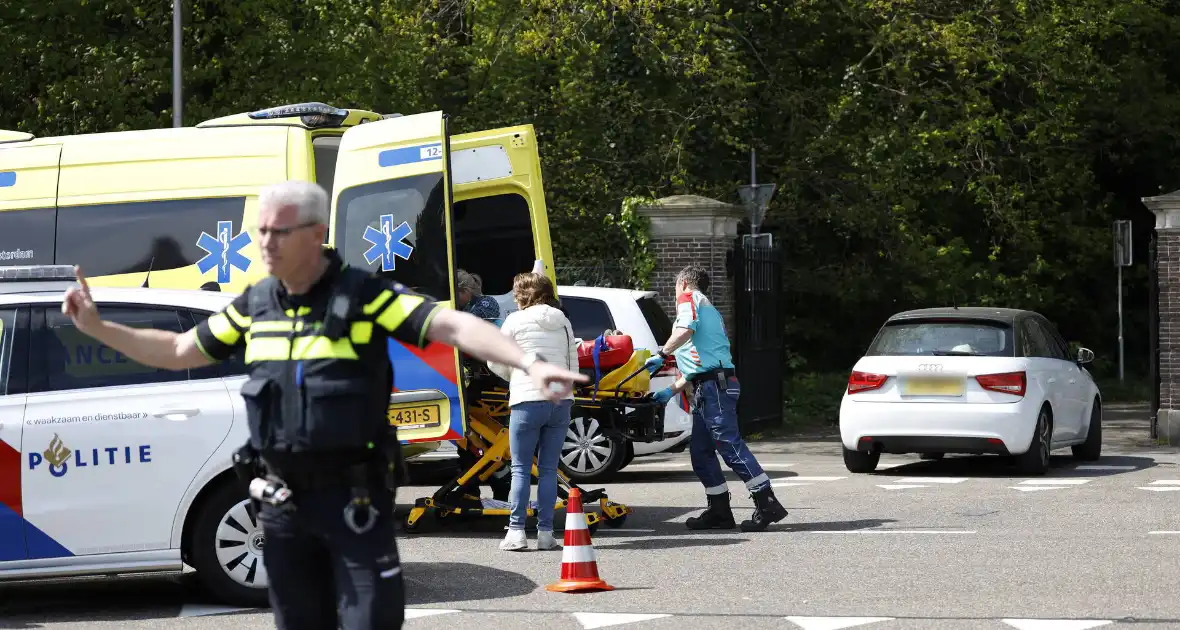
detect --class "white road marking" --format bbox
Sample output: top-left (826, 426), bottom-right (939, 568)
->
top-left (894, 477), bottom-right (968, 484)
top-left (1138, 486), bottom-right (1180, 492)
top-left (810, 529), bottom-right (975, 535)
top-left (178, 605), bottom-right (256, 618)
top-left (573, 612), bottom-right (672, 628)
top-left (876, 484), bottom-right (929, 490)
top-left (1000, 619), bottom-right (1112, 630)
top-left (1011, 486), bottom-right (1070, 492)
top-left (1148, 531), bottom-right (1180, 535)
top-left (405, 609), bottom-right (462, 619)
top-left (785, 616), bottom-right (895, 630)
top-left (792, 476), bottom-right (847, 481)
top-left (1074, 465), bottom-right (1137, 471)
top-left (772, 481), bottom-right (814, 487)
top-left (1148, 479), bottom-right (1180, 485)
top-left (1017, 479), bottom-right (1091, 485)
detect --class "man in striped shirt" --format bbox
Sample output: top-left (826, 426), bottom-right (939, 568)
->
top-left (645, 265), bottom-right (788, 532)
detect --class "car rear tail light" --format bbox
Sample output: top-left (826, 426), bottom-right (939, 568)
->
top-left (847, 371), bottom-right (888, 393)
top-left (975, 371), bottom-right (1026, 396)
top-left (655, 355), bottom-right (678, 377)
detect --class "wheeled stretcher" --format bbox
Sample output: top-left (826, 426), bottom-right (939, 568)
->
top-left (401, 335), bottom-right (667, 533)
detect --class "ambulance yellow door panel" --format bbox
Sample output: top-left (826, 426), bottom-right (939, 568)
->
top-left (449, 126), bottom-right (554, 319)
top-left (328, 111), bottom-right (464, 443)
top-left (53, 127), bottom-right (291, 292)
top-left (0, 142), bottom-right (62, 266)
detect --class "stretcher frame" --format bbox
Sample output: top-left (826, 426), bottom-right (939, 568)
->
top-left (401, 353), bottom-right (664, 534)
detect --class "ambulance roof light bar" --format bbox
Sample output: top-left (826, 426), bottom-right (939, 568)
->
top-left (0, 265), bottom-right (78, 282)
top-left (248, 102), bottom-right (350, 129)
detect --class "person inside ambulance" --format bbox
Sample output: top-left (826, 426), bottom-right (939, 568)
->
top-left (456, 269), bottom-right (502, 326)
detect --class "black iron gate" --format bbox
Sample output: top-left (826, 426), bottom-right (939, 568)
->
top-left (729, 236), bottom-right (785, 436)
top-left (1149, 233), bottom-right (1160, 439)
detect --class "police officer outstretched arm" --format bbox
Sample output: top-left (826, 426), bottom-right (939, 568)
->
top-left (61, 180), bottom-right (588, 630)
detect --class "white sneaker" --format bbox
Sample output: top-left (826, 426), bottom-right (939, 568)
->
top-left (500, 528), bottom-right (527, 551)
top-left (536, 530), bottom-right (561, 550)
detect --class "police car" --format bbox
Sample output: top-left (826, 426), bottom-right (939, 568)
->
top-left (0, 265), bottom-right (433, 605)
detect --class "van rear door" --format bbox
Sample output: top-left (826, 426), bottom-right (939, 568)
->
top-left (328, 112), bottom-right (465, 444)
top-left (449, 126), bottom-right (555, 305)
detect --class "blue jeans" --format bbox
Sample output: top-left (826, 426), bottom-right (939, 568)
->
top-left (689, 374), bottom-right (770, 495)
top-left (507, 399), bottom-right (572, 531)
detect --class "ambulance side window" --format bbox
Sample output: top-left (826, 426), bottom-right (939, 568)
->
top-left (55, 197), bottom-right (248, 278)
top-left (452, 193), bottom-right (536, 297)
top-left (38, 306), bottom-right (189, 392)
top-left (0, 208), bottom-right (56, 265)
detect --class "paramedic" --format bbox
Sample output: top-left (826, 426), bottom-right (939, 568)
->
top-left (643, 264), bottom-right (788, 532)
top-left (59, 180), bottom-right (589, 630)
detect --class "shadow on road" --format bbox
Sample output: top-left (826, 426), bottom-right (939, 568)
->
top-left (404, 561), bottom-right (536, 606)
top-left (0, 573), bottom-right (200, 627)
top-left (870, 454), bottom-right (1162, 479)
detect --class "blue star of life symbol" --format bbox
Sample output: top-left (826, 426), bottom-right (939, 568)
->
top-left (196, 221), bottom-right (252, 284)
top-left (362, 214), bottom-right (414, 272)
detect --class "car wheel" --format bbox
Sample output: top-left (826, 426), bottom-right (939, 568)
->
top-left (1072, 398), bottom-right (1102, 461)
top-left (843, 446), bottom-right (880, 473)
top-left (559, 414), bottom-right (626, 483)
top-left (1017, 405), bottom-right (1052, 475)
top-left (188, 482), bottom-right (270, 608)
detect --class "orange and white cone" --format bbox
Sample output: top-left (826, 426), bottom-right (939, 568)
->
top-left (545, 488), bottom-right (614, 593)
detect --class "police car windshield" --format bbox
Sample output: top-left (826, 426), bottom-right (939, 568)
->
top-left (334, 174), bottom-right (452, 302)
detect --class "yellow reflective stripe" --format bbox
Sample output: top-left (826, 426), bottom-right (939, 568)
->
top-left (291, 336), bottom-right (358, 360)
top-left (285, 307), bottom-right (311, 317)
top-left (225, 304), bottom-right (250, 329)
top-left (207, 313), bottom-right (241, 346)
top-left (363, 290), bottom-right (393, 316)
top-left (350, 321), bottom-right (373, 345)
top-left (193, 334), bottom-right (217, 362)
top-left (417, 304), bottom-right (440, 347)
top-left (250, 321), bottom-right (297, 333)
top-left (245, 337), bottom-right (291, 363)
top-left (375, 295), bottom-right (424, 331)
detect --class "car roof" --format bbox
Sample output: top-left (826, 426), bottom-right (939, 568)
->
top-left (556, 285), bottom-right (657, 301)
top-left (886, 306), bottom-right (1034, 324)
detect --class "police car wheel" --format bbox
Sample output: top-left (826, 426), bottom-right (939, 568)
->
top-left (189, 482), bottom-right (271, 608)
top-left (559, 415), bottom-right (625, 484)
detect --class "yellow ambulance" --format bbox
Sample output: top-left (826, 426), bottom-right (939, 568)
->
top-left (0, 102), bottom-right (557, 450)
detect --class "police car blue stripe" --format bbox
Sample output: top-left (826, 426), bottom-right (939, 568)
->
top-left (378, 144), bottom-right (443, 168)
top-left (0, 503), bottom-right (25, 561)
top-left (0, 172), bottom-right (15, 188)
top-left (25, 521), bottom-right (74, 559)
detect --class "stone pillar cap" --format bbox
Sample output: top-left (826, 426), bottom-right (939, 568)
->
top-left (1143, 189), bottom-right (1180, 229)
top-left (636, 195), bottom-right (745, 239)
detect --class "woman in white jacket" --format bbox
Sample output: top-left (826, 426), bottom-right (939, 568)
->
top-left (487, 272), bottom-right (579, 551)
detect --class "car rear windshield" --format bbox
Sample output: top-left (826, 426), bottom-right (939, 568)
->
top-left (866, 319), bottom-right (1015, 357)
top-left (636, 296), bottom-right (673, 344)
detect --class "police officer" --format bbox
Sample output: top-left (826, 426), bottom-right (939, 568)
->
top-left (643, 264), bottom-right (788, 532)
top-left (60, 180), bottom-right (589, 630)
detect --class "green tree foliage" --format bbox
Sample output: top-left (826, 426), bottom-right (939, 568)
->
top-left (2, 0), bottom-right (1179, 377)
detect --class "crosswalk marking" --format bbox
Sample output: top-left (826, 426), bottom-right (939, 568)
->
top-left (894, 477), bottom-right (968, 484)
top-left (1017, 479), bottom-right (1092, 485)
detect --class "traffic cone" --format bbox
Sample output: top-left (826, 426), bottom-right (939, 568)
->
top-left (545, 488), bottom-right (614, 593)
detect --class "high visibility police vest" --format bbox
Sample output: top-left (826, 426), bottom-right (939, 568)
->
top-left (195, 251), bottom-right (436, 461)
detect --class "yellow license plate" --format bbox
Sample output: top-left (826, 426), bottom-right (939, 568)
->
top-left (387, 404), bottom-right (442, 428)
top-left (902, 377), bottom-right (964, 396)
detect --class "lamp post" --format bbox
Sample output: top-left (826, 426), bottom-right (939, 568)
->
top-left (1113, 219), bottom-right (1132, 382)
top-left (172, 0), bottom-right (182, 127)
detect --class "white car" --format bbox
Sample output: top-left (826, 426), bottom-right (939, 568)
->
top-left (415, 285), bottom-right (694, 483)
top-left (0, 267), bottom-right (434, 606)
top-left (839, 307), bottom-right (1102, 475)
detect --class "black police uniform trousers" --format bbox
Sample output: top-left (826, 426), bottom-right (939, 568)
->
top-left (258, 476), bottom-right (404, 630)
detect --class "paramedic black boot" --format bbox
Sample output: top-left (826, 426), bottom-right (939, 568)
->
top-left (740, 486), bottom-right (788, 532)
top-left (685, 492), bottom-right (736, 530)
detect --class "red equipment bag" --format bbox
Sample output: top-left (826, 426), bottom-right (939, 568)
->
top-left (577, 334), bottom-right (634, 371)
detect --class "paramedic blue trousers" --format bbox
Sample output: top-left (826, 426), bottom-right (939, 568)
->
top-left (259, 481), bottom-right (404, 630)
top-left (689, 373), bottom-right (772, 495)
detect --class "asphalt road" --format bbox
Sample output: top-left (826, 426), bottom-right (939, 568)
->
top-left (4, 415), bottom-right (1180, 629)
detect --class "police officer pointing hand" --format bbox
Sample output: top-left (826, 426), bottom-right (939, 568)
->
top-left (60, 180), bottom-right (589, 630)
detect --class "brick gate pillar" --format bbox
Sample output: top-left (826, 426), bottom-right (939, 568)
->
top-left (636, 195), bottom-right (744, 341)
top-left (1143, 190), bottom-right (1180, 444)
